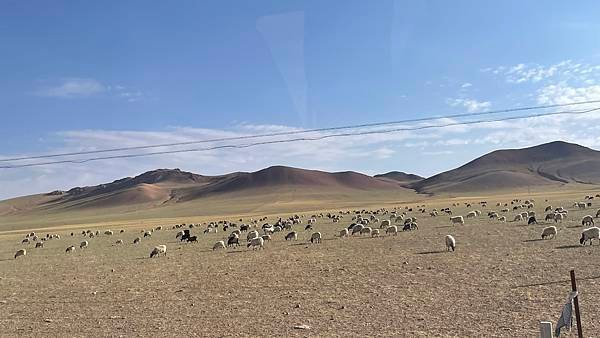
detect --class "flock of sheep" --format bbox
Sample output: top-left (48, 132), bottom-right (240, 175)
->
top-left (10, 194), bottom-right (600, 260)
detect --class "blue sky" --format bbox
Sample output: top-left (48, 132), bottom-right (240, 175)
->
top-left (2, 1), bottom-right (600, 199)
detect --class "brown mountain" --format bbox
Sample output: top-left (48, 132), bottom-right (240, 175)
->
top-left (374, 171), bottom-right (424, 184)
top-left (0, 166), bottom-right (411, 215)
top-left (410, 141), bottom-right (600, 194)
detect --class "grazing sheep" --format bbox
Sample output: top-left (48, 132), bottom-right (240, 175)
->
top-left (498, 216), bottom-right (507, 222)
top-left (104, 230), bottom-right (113, 236)
top-left (14, 249), bottom-right (26, 259)
top-left (133, 237), bottom-right (141, 245)
top-left (582, 215), bottom-right (595, 226)
top-left (247, 237), bottom-right (265, 250)
top-left (386, 225), bottom-right (398, 236)
top-left (527, 216), bottom-right (538, 225)
top-left (176, 230), bottom-right (184, 239)
top-left (35, 242), bottom-right (44, 248)
top-left (371, 229), bottom-right (380, 237)
top-left (143, 231), bottom-right (152, 238)
top-left (247, 230), bottom-right (259, 242)
top-left (339, 228), bottom-right (349, 238)
top-left (596, 209), bottom-right (600, 218)
top-left (513, 214), bottom-right (523, 222)
top-left (285, 231), bottom-right (298, 241)
top-left (541, 226), bottom-right (558, 239)
top-left (66, 246), bottom-right (76, 253)
top-left (554, 213), bottom-right (565, 223)
top-left (580, 227), bottom-right (600, 245)
top-left (466, 211), bottom-right (477, 219)
top-left (261, 234), bottom-right (272, 241)
top-left (213, 240), bottom-right (226, 250)
top-left (22, 238), bottom-right (29, 244)
top-left (379, 220), bottom-right (391, 229)
top-left (115, 239), bottom-right (123, 245)
top-left (187, 236), bottom-right (198, 243)
top-left (351, 224), bottom-right (365, 235)
top-left (450, 216), bottom-right (464, 226)
top-left (403, 223), bottom-right (418, 231)
top-left (360, 227), bottom-right (372, 236)
top-left (80, 241), bottom-right (88, 249)
top-left (445, 235), bottom-right (456, 252)
top-left (150, 245), bottom-right (167, 258)
top-left (310, 232), bottom-right (322, 244)
top-left (227, 236), bottom-right (239, 247)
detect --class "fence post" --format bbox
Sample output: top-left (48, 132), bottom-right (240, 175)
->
top-left (570, 269), bottom-right (583, 338)
top-left (539, 321), bottom-right (552, 338)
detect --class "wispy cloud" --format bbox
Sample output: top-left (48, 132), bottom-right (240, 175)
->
top-left (484, 60), bottom-right (600, 84)
top-left (35, 78), bottom-right (106, 98)
top-left (34, 78), bottom-right (145, 101)
top-left (446, 98), bottom-right (491, 112)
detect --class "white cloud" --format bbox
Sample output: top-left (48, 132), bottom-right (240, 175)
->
top-left (485, 60), bottom-right (600, 85)
top-left (34, 79), bottom-right (145, 101)
top-left (35, 78), bottom-right (106, 98)
top-left (536, 83), bottom-right (600, 105)
top-left (447, 98), bottom-right (491, 112)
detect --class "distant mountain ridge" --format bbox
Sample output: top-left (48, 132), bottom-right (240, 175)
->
top-left (3, 140), bottom-right (600, 218)
top-left (409, 141), bottom-right (600, 193)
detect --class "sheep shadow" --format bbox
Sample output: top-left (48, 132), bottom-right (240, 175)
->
top-left (0, 258), bottom-right (14, 262)
top-left (417, 250), bottom-right (446, 255)
top-left (555, 245), bottom-right (582, 250)
top-left (225, 250), bottom-right (247, 255)
top-left (523, 238), bottom-right (544, 243)
top-left (435, 225), bottom-right (453, 229)
top-left (566, 225), bottom-right (583, 229)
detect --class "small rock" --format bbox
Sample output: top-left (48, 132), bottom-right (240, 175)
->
top-left (44, 319), bottom-right (53, 323)
top-left (293, 324), bottom-right (310, 330)
top-left (92, 291), bottom-right (97, 295)
top-left (416, 266), bottom-right (422, 270)
top-left (294, 304), bottom-right (300, 308)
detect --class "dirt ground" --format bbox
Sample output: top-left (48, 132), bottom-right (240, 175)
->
top-left (1, 192), bottom-right (600, 337)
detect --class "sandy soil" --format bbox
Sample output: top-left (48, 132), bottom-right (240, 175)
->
top-left (0, 192), bottom-right (599, 337)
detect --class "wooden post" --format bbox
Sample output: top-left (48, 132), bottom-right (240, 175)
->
top-left (570, 269), bottom-right (583, 338)
top-left (539, 321), bottom-right (552, 338)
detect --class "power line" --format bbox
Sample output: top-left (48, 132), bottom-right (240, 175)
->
top-left (2, 99), bottom-right (600, 163)
top-left (2, 106), bottom-right (599, 170)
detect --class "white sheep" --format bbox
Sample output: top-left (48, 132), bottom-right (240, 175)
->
top-left (14, 249), bottom-right (26, 259)
top-left (386, 225), bottom-right (398, 236)
top-left (66, 245), bottom-right (76, 253)
top-left (104, 230), bottom-right (113, 236)
top-left (450, 216), bottom-right (464, 226)
top-left (247, 237), bottom-right (265, 250)
top-left (581, 215), bottom-right (594, 226)
top-left (360, 226), bottom-right (372, 236)
top-left (371, 229), bottom-right (380, 237)
top-left (212, 240), bottom-right (226, 250)
top-left (247, 230), bottom-right (259, 242)
top-left (115, 239), bottom-right (124, 245)
top-left (466, 211), bottom-right (477, 219)
top-left (310, 232), bottom-right (322, 244)
top-left (133, 237), bottom-right (141, 244)
top-left (80, 241), bottom-right (89, 249)
top-left (150, 244), bottom-right (167, 258)
top-left (445, 235), bottom-right (456, 252)
top-left (513, 214), bottom-right (523, 222)
top-left (580, 227), bottom-right (600, 245)
top-left (339, 228), bottom-right (349, 238)
top-left (541, 226), bottom-right (558, 240)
